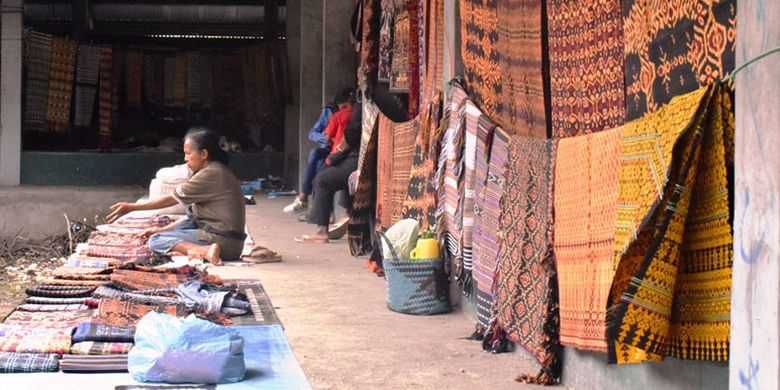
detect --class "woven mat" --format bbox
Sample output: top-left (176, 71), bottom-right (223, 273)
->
top-left (496, 135), bottom-right (560, 384)
top-left (608, 84), bottom-right (733, 364)
top-left (548, 0), bottom-right (626, 137)
top-left (554, 128), bottom-right (622, 352)
top-left (624, 0), bottom-right (735, 119)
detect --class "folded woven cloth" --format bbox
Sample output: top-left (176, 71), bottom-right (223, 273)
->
top-left (72, 322), bottom-right (135, 343)
top-left (70, 341), bottom-right (133, 355)
top-left (25, 285), bottom-right (95, 298)
top-left (16, 303), bottom-right (90, 312)
top-left (0, 352), bottom-right (59, 373)
top-left (60, 354), bottom-right (128, 372)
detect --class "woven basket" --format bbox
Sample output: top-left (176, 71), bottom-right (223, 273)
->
top-left (380, 232), bottom-right (450, 315)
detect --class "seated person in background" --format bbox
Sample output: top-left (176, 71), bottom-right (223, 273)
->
top-left (295, 101), bottom-right (362, 244)
top-left (284, 87), bottom-right (356, 213)
top-left (107, 127), bottom-right (246, 264)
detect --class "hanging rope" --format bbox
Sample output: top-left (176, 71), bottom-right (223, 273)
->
top-left (722, 44), bottom-right (780, 82)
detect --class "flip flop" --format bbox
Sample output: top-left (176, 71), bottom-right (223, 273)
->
top-left (294, 235), bottom-right (330, 244)
top-left (242, 246), bottom-right (283, 263)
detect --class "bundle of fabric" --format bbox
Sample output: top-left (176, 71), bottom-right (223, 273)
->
top-left (98, 45), bottom-right (113, 149)
top-left (93, 285), bottom-right (179, 306)
top-left (23, 30), bottom-right (52, 133)
top-left (46, 273), bottom-right (111, 281)
top-left (125, 51), bottom-right (143, 107)
top-left (72, 322), bottom-right (135, 344)
top-left (94, 299), bottom-right (178, 328)
top-left (39, 278), bottom-right (109, 287)
top-left (70, 341), bottom-right (133, 355)
top-left (623, 0), bottom-right (735, 119)
top-left (25, 285), bottom-right (95, 298)
top-left (608, 84), bottom-right (733, 363)
top-left (460, 0), bottom-right (548, 137)
top-left (547, 0), bottom-right (626, 137)
top-left (553, 128), bottom-right (622, 352)
top-left (24, 296), bottom-right (91, 305)
top-left (2, 310), bottom-right (93, 329)
top-left (471, 128), bottom-right (510, 328)
top-left (495, 135), bottom-right (561, 384)
top-left (72, 44), bottom-right (101, 127)
top-left (45, 36), bottom-right (76, 132)
top-left (16, 303), bottom-right (90, 312)
top-left (110, 269), bottom-right (185, 291)
top-left (0, 352), bottom-right (59, 373)
top-left (60, 354), bottom-right (128, 372)
top-left (112, 214), bottom-right (176, 231)
top-left (435, 83), bottom-right (469, 263)
top-left (0, 325), bottom-right (72, 354)
top-left (348, 102), bottom-right (381, 256)
top-left (85, 231), bottom-right (151, 260)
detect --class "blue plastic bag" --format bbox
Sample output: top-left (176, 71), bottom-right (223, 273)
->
top-left (128, 312), bottom-right (245, 384)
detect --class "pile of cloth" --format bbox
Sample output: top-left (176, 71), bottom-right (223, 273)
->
top-left (0, 213), bottom-right (253, 374)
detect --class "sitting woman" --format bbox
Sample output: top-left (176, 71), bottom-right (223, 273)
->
top-left (107, 127), bottom-right (246, 264)
top-left (295, 102), bottom-right (362, 243)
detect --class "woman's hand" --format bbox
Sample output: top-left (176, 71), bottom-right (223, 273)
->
top-left (107, 202), bottom-right (135, 223)
top-left (140, 227), bottom-right (161, 238)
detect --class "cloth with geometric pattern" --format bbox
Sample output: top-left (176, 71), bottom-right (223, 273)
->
top-left (0, 325), bottom-right (73, 354)
top-left (495, 135), bottom-right (561, 384)
top-left (98, 46), bottom-right (113, 149)
top-left (378, 0), bottom-right (395, 82)
top-left (94, 299), bottom-right (178, 328)
top-left (547, 0), bottom-right (626, 137)
top-left (623, 0), bottom-right (735, 119)
top-left (46, 37), bottom-right (76, 133)
top-left (554, 128), bottom-right (622, 352)
top-left (375, 115), bottom-right (419, 229)
top-left (23, 30), bottom-right (52, 133)
top-left (125, 51), bottom-right (143, 107)
top-left (0, 352), bottom-right (59, 373)
top-left (608, 84), bottom-right (733, 364)
top-left (348, 104), bottom-right (380, 257)
top-left (460, 0), bottom-right (548, 137)
top-left (70, 341), bottom-right (133, 355)
top-left (472, 128), bottom-right (511, 328)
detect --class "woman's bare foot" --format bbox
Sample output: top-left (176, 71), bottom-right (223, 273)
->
top-left (205, 243), bottom-right (222, 265)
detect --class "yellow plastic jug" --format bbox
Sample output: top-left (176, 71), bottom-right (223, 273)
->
top-left (410, 238), bottom-right (439, 260)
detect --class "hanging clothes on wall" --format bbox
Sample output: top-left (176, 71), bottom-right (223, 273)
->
top-left (73, 44), bottom-right (101, 128)
top-left (125, 51), bottom-right (143, 108)
top-left (547, 0), bottom-right (626, 137)
top-left (623, 0), bottom-right (736, 119)
top-left (23, 30), bottom-right (52, 133)
top-left (375, 115), bottom-right (420, 229)
top-left (348, 102), bottom-right (381, 256)
top-left (46, 37), bottom-right (76, 133)
top-left (172, 53), bottom-right (187, 108)
top-left (98, 46), bottom-right (113, 149)
top-left (377, 0), bottom-right (395, 82)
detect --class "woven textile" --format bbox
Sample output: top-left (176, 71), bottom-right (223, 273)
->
top-left (16, 303), bottom-right (89, 312)
top-left (0, 352), bottom-right (59, 373)
top-left (60, 354), bottom-right (128, 372)
top-left (0, 326), bottom-right (72, 354)
top-left (378, 0), bottom-right (395, 82)
top-left (419, 0), bottom-right (444, 110)
top-left (94, 299), bottom-right (178, 328)
top-left (164, 56), bottom-right (175, 106)
top-left (25, 285), bottom-right (95, 298)
top-left (2, 310), bottom-right (93, 330)
top-left (187, 51), bottom-right (204, 106)
top-left (24, 297), bottom-right (88, 305)
top-left (495, 135), bottom-right (560, 384)
top-left (41, 279), bottom-right (108, 287)
top-left (608, 85), bottom-right (733, 364)
top-left (110, 49), bottom-right (122, 126)
top-left (23, 30), bottom-right (52, 133)
top-left (93, 285), bottom-right (180, 306)
top-left (113, 214), bottom-right (175, 231)
top-left (72, 322), bottom-right (135, 343)
top-left (51, 265), bottom-right (109, 278)
top-left (125, 51), bottom-right (143, 107)
top-left (73, 44), bottom-right (101, 127)
top-left (406, 0), bottom-right (421, 116)
top-left (376, 115), bottom-right (419, 229)
top-left (401, 93), bottom-right (443, 230)
top-left (460, 0), bottom-right (548, 137)
top-left (435, 83), bottom-right (469, 260)
top-left (110, 269), bottom-right (185, 291)
top-left (173, 53), bottom-right (187, 107)
top-left (554, 128), bottom-right (622, 352)
top-left (86, 231), bottom-right (151, 260)
top-left (70, 342), bottom-right (133, 355)
top-left (389, 2), bottom-right (410, 93)
top-left (97, 46), bottom-right (113, 148)
top-left (48, 273), bottom-right (111, 281)
top-left (547, 0), bottom-right (625, 137)
top-left (67, 254), bottom-right (117, 269)
top-left (624, 0), bottom-right (735, 119)
top-left (360, 0), bottom-right (381, 92)
top-left (460, 105), bottom-right (493, 284)
top-left (472, 128), bottom-right (510, 328)
top-left (349, 103), bottom-right (381, 256)
top-left (46, 37), bottom-right (76, 133)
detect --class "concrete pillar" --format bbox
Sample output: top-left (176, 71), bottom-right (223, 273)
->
top-left (442, 0), bottom-right (462, 85)
top-left (0, 0), bottom-right (22, 186)
top-left (322, 1), bottom-right (356, 108)
top-left (296, 1), bottom-right (324, 189)
top-left (730, 1), bottom-right (780, 389)
top-left (284, 1), bottom-right (301, 188)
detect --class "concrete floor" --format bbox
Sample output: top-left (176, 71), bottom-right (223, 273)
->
top-left (236, 196), bottom-right (542, 389)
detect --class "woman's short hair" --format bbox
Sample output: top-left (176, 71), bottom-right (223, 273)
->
top-left (184, 127), bottom-right (230, 165)
top-left (333, 87), bottom-right (355, 105)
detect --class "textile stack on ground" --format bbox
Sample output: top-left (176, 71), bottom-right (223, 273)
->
top-left (608, 84), bottom-right (734, 364)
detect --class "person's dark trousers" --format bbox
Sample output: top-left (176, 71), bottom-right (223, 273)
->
top-left (309, 155), bottom-right (358, 226)
top-left (302, 146), bottom-right (332, 195)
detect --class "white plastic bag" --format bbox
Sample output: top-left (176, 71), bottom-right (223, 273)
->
top-left (128, 312), bottom-right (245, 384)
top-left (380, 219), bottom-right (420, 262)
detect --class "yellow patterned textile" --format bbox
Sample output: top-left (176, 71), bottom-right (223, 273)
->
top-left (46, 37), bottom-right (76, 133)
top-left (554, 128), bottom-right (622, 352)
top-left (608, 84), bottom-right (733, 364)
